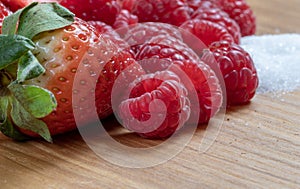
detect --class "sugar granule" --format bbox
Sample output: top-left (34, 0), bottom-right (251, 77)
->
top-left (241, 34), bottom-right (300, 94)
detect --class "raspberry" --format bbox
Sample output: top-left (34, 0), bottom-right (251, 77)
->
top-left (88, 21), bottom-right (118, 35)
top-left (192, 7), bottom-right (241, 44)
top-left (123, 0), bottom-right (191, 26)
top-left (169, 60), bottom-right (222, 123)
top-left (134, 36), bottom-right (222, 123)
top-left (118, 71), bottom-right (191, 138)
top-left (88, 20), bottom-right (132, 53)
top-left (187, 0), bottom-right (218, 11)
top-left (135, 35), bottom-right (199, 72)
top-left (180, 19), bottom-right (234, 46)
top-left (113, 9), bottom-right (138, 29)
top-left (123, 22), bottom-right (183, 55)
top-left (60, 0), bottom-right (121, 25)
top-left (211, 0), bottom-right (256, 36)
top-left (201, 40), bottom-right (259, 105)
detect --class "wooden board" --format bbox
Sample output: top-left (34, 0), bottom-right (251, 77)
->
top-left (1, 0), bottom-right (300, 188)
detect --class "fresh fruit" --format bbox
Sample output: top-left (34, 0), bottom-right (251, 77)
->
top-left (88, 20), bottom-right (117, 35)
top-left (201, 40), bottom-right (259, 105)
top-left (180, 19), bottom-right (234, 46)
top-left (0, 3), bottom-right (144, 141)
top-left (118, 70), bottom-right (190, 138)
top-left (187, 0), bottom-right (218, 11)
top-left (122, 22), bottom-right (183, 55)
top-left (113, 9), bottom-right (138, 29)
top-left (88, 20), bottom-right (131, 52)
top-left (0, 1), bottom-right (12, 33)
top-left (134, 34), bottom-right (222, 123)
top-left (168, 60), bottom-right (222, 123)
top-left (192, 7), bottom-right (241, 44)
top-left (210, 0), bottom-right (256, 36)
top-left (59, 0), bottom-right (121, 25)
top-left (122, 0), bottom-right (191, 26)
top-left (135, 35), bottom-right (199, 72)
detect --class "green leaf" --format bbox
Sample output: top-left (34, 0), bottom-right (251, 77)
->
top-left (0, 97), bottom-right (29, 141)
top-left (0, 96), bottom-right (9, 122)
top-left (8, 83), bottom-right (57, 118)
top-left (17, 51), bottom-right (45, 82)
top-left (17, 2), bottom-right (75, 39)
top-left (10, 97), bottom-right (52, 142)
top-left (0, 35), bottom-right (35, 70)
top-left (2, 2), bottom-right (38, 35)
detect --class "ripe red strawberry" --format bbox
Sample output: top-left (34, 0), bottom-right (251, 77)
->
top-left (59, 0), bottom-right (121, 26)
top-left (0, 3), bottom-right (144, 141)
top-left (0, 1), bottom-right (12, 33)
top-left (27, 19), bottom-right (143, 135)
top-left (209, 0), bottom-right (256, 36)
top-left (122, 0), bottom-right (191, 26)
top-left (134, 35), bottom-right (222, 123)
top-left (192, 7), bottom-right (241, 44)
top-left (118, 70), bottom-right (191, 138)
top-left (180, 19), bottom-right (234, 46)
top-left (201, 40), bottom-right (259, 105)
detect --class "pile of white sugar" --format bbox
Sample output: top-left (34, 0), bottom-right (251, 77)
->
top-left (241, 34), bottom-right (300, 94)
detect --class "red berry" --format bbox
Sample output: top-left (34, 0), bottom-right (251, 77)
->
top-left (201, 40), bottom-right (259, 105)
top-left (135, 35), bottom-right (199, 73)
top-left (118, 71), bottom-right (190, 138)
top-left (21, 18), bottom-right (144, 136)
top-left (192, 7), bottom-right (241, 44)
top-left (187, 0), bottom-right (218, 11)
top-left (60, 0), bottom-right (121, 25)
top-left (88, 20), bottom-right (117, 35)
top-left (168, 60), bottom-right (223, 124)
top-left (134, 35), bottom-right (222, 123)
top-left (123, 0), bottom-right (191, 26)
top-left (180, 19), bottom-right (234, 46)
top-left (123, 22), bottom-right (183, 55)
top-left (113, 9), bottom-right (138, 29)
top-left (211, 0), bottom-right (256, 36)
top-left (88, 20), bottom-right (133, 55)
top-left (0, 1), bottom-right (12, 33)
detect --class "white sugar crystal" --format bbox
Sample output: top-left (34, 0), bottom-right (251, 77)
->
top-left (241, 34), bottom-right (300, 94)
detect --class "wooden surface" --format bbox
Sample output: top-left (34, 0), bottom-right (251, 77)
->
top-left (1, 0), bottom-right (300, 188)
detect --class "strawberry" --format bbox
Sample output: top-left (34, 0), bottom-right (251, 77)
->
top-left (117, 70), bottom-right (191, 138)
top-left (0, 1), bottom-right (12, 33)
top-left (201, 40), bottom-right (259, 105)
top-left (59, 0), bottom-right (122, 26)
top-left (0, 3), bottom-right (144, 141)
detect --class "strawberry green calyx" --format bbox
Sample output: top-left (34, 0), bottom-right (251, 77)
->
top-left (0, 2), bottom-right (75, 142)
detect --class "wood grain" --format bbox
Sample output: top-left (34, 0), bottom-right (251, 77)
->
top-left (1, 0), bottom-right (300, 188)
